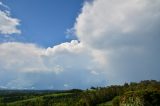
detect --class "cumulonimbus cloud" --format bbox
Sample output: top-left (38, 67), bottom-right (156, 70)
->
top-left (73, 0), bottom-right (160, 84)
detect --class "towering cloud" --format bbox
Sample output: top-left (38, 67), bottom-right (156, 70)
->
top-left (75, 0), bottom-right (160, 49)
top-left (74, 0), bottom-right (160, 84)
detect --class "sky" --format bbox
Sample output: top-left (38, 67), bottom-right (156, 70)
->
top-left (0, 0), bottom-right (160, 90)
top-left (0, 0), bottom-right (83, 46)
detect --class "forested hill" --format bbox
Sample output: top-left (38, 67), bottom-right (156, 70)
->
top-left (0, 80), bottom-right (160, 106)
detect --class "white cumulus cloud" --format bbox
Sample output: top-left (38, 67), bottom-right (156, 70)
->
top-left (75, 0), bottom-right (160, 49)
top-left (0, 41), bottom-right (106, 89)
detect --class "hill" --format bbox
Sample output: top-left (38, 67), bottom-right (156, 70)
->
top-left (0, 80), bottom-right (159, 106)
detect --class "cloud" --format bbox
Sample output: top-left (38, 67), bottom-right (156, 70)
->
top-left (0, 1), bottom-right (9, 9)
top-left (0, 3), bottom-right (21, 35)
top-left (0, 0), bottom-right (160, 89)
top-left (73, 0), bottom-right (160, 84)
top-left (0, 41), bottom-right (106, 89)
top-left (75, 0), bottom-right (160, 49)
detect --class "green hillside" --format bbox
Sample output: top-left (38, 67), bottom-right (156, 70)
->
top-left (0, 80), bottom-right (160, 106)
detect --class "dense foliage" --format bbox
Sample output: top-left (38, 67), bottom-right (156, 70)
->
top-left (120, 90), bottom-right (160, 106)
top-left (0, 80), bottom-right (159, 106)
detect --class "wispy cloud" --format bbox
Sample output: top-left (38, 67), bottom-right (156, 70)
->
top-left (0, 1), bottom-right (9, 9)
top-left (0, 1), bottom-right (21, 35)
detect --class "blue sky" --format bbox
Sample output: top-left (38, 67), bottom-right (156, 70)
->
top-left (0, 0), bottom-right (160, 89)
top-left (1, 0), bottom-right (83, 47)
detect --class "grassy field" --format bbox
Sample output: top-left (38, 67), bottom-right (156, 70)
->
top-left (7, 93), bottom-right (73, 105)
top-left (97, 101), bottom-right (112, 106)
